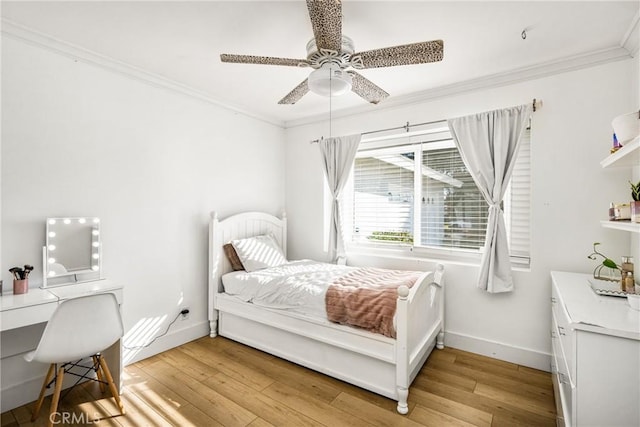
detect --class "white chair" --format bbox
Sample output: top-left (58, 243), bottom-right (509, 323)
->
top-left (24, 293), bottom-right (125, 426)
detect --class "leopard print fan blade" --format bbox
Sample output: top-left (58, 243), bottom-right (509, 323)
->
top-left (220, 54), bottom-right (310, 67)
top-left (349, 71), bottom-right (389, 105)
top-left (306, 0), bottom-right (342, 52)
top-left (278, 79), bottom-right (310, 104)
top-left (350, 40), bottom-right (443, 69)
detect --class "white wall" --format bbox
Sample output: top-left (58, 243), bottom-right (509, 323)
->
top-left (1, 36), bottom-right (285, 409)
top-left (285, 58), bottom-right (636, 370)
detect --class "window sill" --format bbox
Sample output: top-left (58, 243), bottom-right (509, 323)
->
top-left (346, 244), bottom-right (482, 268)
top-left (345, 244), bottom-right (530, 271)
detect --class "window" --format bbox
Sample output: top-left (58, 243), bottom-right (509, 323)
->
top-left (342, 126), bottom-right (531, 264)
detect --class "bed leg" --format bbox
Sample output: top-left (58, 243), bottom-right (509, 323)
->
top-left (209, 319), bottom-right (218, 338)
top-left (436, 330), bottom-right (445, 350)
top-left (396, 387), bottom-right (409, 414)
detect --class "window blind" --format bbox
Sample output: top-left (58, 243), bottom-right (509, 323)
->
top-left (420, 147), bottom-right (488, 250)
top-left (504, 129), bottom-right (531, 262)
top-left (352, 152), bottom-right (415, 245)
top-left (346, 127), bottom-right (531, 262)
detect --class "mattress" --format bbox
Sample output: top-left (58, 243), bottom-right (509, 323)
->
top-left (221, 260), bottom-right (354, 320)
top-left (221, 260), bottom-right (429, 337)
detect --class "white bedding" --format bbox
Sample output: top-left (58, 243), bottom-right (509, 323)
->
top-left (221, 260), bottom-right (354, 319)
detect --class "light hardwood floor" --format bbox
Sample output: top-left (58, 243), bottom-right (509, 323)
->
top-left (1, 336), bottom-right (556, 426)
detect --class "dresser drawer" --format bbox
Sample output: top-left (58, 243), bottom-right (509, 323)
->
top-left (0, 302), bottom-right (57, 331)
top-left (551, 367), bottom-right (566, 427)
top-left (550, 348), bottom-right (564, 425)
top-left (552, 369), bottom-right (574, 427)
top-left (555, 348), bottom-right (573, 424)
top-left (551, 283), bottom-right (575, 382)
top-left (551, 325), bottom-right (574, 427)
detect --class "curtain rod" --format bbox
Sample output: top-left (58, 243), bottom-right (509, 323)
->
top-left (310, 98), bottom-right (542, 144)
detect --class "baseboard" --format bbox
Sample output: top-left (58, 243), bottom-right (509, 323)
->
top-left (122, 320), bottom-right (210, 365)
top-left (444, 330), bottom-right (551, 372)
top-left (1, 376), bottom-right (47, 413)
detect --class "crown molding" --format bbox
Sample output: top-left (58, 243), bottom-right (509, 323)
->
top-left (2, 16), bottom-right (635, 131)
top-left (1, 18), bottom-right (286, 129)
top-left (284, 45), bottom-right (633, 128)
top-left (621, 11), bottom-right (639, 57)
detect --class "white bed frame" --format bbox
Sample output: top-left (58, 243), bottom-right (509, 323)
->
top-left (208, 211), bottom-right (445, 414)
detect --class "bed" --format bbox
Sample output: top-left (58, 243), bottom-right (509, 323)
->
top-left (208, 211), bottom-right (445, 414)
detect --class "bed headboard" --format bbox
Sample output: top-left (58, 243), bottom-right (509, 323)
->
top-left (208, 211), bottom-right (287, 334)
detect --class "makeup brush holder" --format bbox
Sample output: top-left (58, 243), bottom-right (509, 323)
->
top-left (13, 279), bottom-right (28, 295)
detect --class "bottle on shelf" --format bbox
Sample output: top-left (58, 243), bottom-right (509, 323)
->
top-left (611, 133), bottom-right (622, 153)
top-left (609, 202), bottom-right (616, 221)
top-left (621, 256), bottom-right (634, 292)
top-left (624, 272), bottom-right (635, 294)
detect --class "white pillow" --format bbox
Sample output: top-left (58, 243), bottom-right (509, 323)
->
top-left (231, 234), bottom-right (287, 272)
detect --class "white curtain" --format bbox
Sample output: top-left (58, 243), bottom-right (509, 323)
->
top-left (447, 104), bottom-right (532, 293)
top-left (318, 134), bottom-right (361, 262)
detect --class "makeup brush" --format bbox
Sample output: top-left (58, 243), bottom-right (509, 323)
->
top-left (23, 265), bottom-right (34, 279)
top-left (9, 267), bottom-right (22, 280)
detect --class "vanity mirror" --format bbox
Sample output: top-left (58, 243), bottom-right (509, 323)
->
top-left (42, 217), bottom-right (102, 287)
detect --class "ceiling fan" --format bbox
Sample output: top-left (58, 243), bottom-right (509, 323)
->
top-left (220, 0), bottom-right (443, 105)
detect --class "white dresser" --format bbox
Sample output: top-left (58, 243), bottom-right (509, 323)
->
top-left (550, 271), bottom-right (640, 427)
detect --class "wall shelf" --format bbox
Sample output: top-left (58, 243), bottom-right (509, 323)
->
top-left (600, 220), bottom-right (640, 233)
top-left (600, 136), bottom-right (640, 168)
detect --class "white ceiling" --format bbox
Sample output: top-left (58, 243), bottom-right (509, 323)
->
top-left (2, 1), bottom-right (638, 127)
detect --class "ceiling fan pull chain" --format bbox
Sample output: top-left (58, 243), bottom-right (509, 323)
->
top-left (329, 72), bottom-right (333, 137)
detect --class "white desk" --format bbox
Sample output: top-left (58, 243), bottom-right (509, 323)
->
top-left (0, 288), bottom-right (59, 332)
top-left (0, 280), bottom-right (123, 412)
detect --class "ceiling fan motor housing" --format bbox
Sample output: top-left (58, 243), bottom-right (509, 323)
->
top-left (305, 36), bottom-right (354, 69)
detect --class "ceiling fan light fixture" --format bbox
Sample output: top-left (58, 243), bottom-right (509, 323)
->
top-left (308, 63), bottom-right (352, 97)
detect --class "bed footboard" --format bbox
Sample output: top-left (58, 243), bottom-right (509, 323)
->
top-left (394, 264), bottom-right (445, 414)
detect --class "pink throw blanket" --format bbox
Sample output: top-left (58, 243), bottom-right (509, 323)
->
top-left (325, 268), bottom-right (423, 338)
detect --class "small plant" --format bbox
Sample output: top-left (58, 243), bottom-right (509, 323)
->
top-left (587, 242), bottom-right (621, 281)
top-left (587, 242), bottom-right (620, 269)
top-left (630, 180), bottom-right (640, 202)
